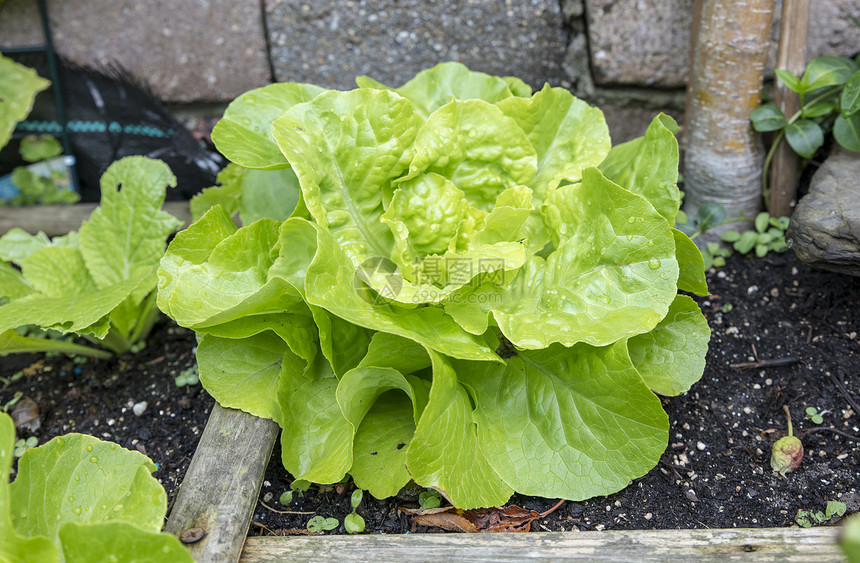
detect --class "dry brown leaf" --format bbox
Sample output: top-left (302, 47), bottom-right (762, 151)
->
top-left (401, 499), bottom-right (565, 533)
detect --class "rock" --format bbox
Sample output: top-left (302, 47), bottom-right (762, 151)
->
top-left (787, 148), bottom-right (860, 276)
top-left (264, 0), bottom-right (567, 90)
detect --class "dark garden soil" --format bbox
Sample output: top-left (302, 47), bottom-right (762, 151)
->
top-left (2, 249), bottom-right (858, 536)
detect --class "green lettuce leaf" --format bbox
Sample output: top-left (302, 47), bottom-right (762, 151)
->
top-left (0, 413), bottom-right (58, 562)
top-left (491, 167), bottom-right (679, 348)
top-left (0, 261), bottom-right (33, 300)
top-left (627, 295), bottom-right (710, 396)
top-left (191, 164), bottom-right (302, 225)
top-left (458, 341), bottom-right (668, 500)
top-left (59, 521), bottom-right (192, 563)
top-left (273, 89), bottom-right (422, 265)
top-left (599, 113), bottom-right (681, 224)
top-left (673, 228), bottom-right (708, 296)
top-left (0, 229), bottom-right (51, 266)
top-left (211, 82), bottom-right (325, 170)
top-left (356, 61), bottom-right (520, 118)
top-left (406, 350), bottom-right (513, 508)
top-left (0, 54), bottom-right (51, 150)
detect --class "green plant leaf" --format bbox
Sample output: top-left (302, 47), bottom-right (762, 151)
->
top-left (826, 501), bottom-right (847, 519)
top-left (406, 350), bottom-right (514, 509)
top-left (840, 513), bottom-right (860, 561)
top-left (0, 413), bottom-right (59, 562)
top-left (750, 103), bottom-right (788, 132)
top-left (499, 84), bottom-right (610, 205)
top-left (344, 512), bottom-right (365, 534)
top-left (734, 230), bottom-right (758, 254)
top-left (19, 135), bottom-right (63, 163)
top-left (273, 89), bottom-right (422, 266)
top-left (833, 113), bottom-right (860, 152)
top-left (801, 55), bottom-right (858, 92)
top-left (279, 355), bottom-right (354, 484)
top-left (785, 119), bottom-right (825, 158)
top-left (350, 489), bottom-right (364, 510)
top-left (0, 54), bottom-right (51, 150)
top-left (627, 295), bottom-right (709, 396)
top-left (0, 228), bottom-right (51, 266)
top-left (696, 202), bottom-right (726, 231)
top-left (599, 113), bottom-right (680, 223)
top-left (306, 515), bottom-right (339, 533)
top-left (801, 101), bottom-right (836, 118)
top-left (458, 341), bottom-right (668, 500)
top-left (59, 521), bottom-right (193, 563)
top-left (0, 328), bottom-right (111, 359)
top-left (775, 69), bottom-right (802, 93)
top-left (755, 212), bottom-right (770, 233)
top-left (841, 70), bottom-right (860, 117)
top-left (336, 366), bottom-right (428, 499)
top-left (212, 82), bottom-right (325, 170)
top-left (672, 229), bottom-right (708, 296)
top-left (490, 168), bottom-right (678, 349)
top-left (0, 261), bottom-right (33, 301)
top-left (356, 61), bottom-right (518, 118)
top-left (721, 230), bottom-right (741, 242)
top-left (10, 433), bottom-right (166, 545)
top-left (79, 157), bottom-right (181, 306)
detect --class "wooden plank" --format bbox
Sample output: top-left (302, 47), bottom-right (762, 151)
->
top-left (240, 527), bottom-right (843, 562)
top-left (0, 201), bottom-right (192, 236)
top-left (768, 0), bottom-right (809, 217)
top-left (165, 403), bottom-right (279, 563)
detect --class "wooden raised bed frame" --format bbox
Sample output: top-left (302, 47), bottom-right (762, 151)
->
top-left (166, 405), bottom-right (845, 563)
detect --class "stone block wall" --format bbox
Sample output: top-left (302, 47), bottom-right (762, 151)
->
top-left (1, 0), bottom-right (858, 141)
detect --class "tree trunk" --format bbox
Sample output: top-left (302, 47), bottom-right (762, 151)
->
top-left (684, 0), bottom-right (776, 227)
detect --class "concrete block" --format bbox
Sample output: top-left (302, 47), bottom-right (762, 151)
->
top-left (585, 0), bottom-right (860, 87)
top-left (265, 0), bottom-right (568, 90)
top-left (0, 0), bottom-right (271, 103)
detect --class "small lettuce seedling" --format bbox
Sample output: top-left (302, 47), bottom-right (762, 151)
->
top-left (344, 489), bottom-right (366, 534)
top-left (0, 156), bottom-right (181, 358)
top-left (306, 515), bottom-right (339, 533)
top-left (771, 405), bottom-right (804, 477)
top-left (419, 489), bottom-right (444, 509)
top-left (796, 500), bottom-right (847, 528)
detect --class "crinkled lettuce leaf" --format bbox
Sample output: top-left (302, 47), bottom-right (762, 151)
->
top-left (0, 412), bottom-right (192, 563)
top-left (0, 54), bottom-right (50, 150)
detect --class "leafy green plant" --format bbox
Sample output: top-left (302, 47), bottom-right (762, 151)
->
top-left (306, 515), bottom-right (339, 533)
top-left (720, 212), bottom-right (789, 258)
top-left (0, 54), bottom-right (49, 152)
top-left (0, 156), bottom-right (181, 358)
top-left (751, 54), bottom-right (860, 202)
top-left (157, 62), bottom-right (711, 509)
top-left (796, 500), bottom-right (847, 528)
top-left (174, 365), bottom-right (199, 387)
top-left (0, 412), bottom-right (192, 562)
top-left (344, 489), bottom-right (366, 534)
top-left (278, 478), bottom-right (311, 505)
top-left (804, 406), bottom-right (829, 425)
top-left (12, 436), bottom-right (37, 458)
top-left (2, 137), bottom-right (79, 208)
top-left (418, 489), bottom-right (444, 509)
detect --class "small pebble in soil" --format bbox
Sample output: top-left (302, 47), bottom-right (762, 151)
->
top-left (697, 441), bottom-right (706, 451)
top-left (132, 401), bottom-right (148, 416)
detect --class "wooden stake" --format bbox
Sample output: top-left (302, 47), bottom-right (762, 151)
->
top-left (769, 0), bottom-right (809, 217)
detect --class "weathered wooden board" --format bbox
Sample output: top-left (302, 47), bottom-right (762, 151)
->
top-left (239, 526), bottom-right (843, 562)
top-left (165, 403), bottom-right (279, 563)
top-left (0, 201), bottom-right (192, 236)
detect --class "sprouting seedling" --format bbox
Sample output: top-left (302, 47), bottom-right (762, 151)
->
top-left (13, 436), bottom-right (38, 458)
top-left (174, 365), bottom-right (199, 387)
top-left (279, 478), bottom-right (312, 505)
top-left (344, 489), bottom-right (366, 534)
top-left (804, 406), bottom-right (831, 425)
top-left (771, 405), bottom-right (804, 477)
top-left (419, 489), bottom-right (443, 509)
top-left (306, 515), bottom-right (339, 533)
top-left (796, 500), bottom-right (847, 528)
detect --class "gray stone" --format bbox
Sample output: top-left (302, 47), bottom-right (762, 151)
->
top-left (264, 0), bottom-right (567, 90)
top-left (786, 148), bottom-right (860, 276)
top-left (585, 0), bottom-right (860, 87)
top-left (0, 0), bottom-right (271, 103)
